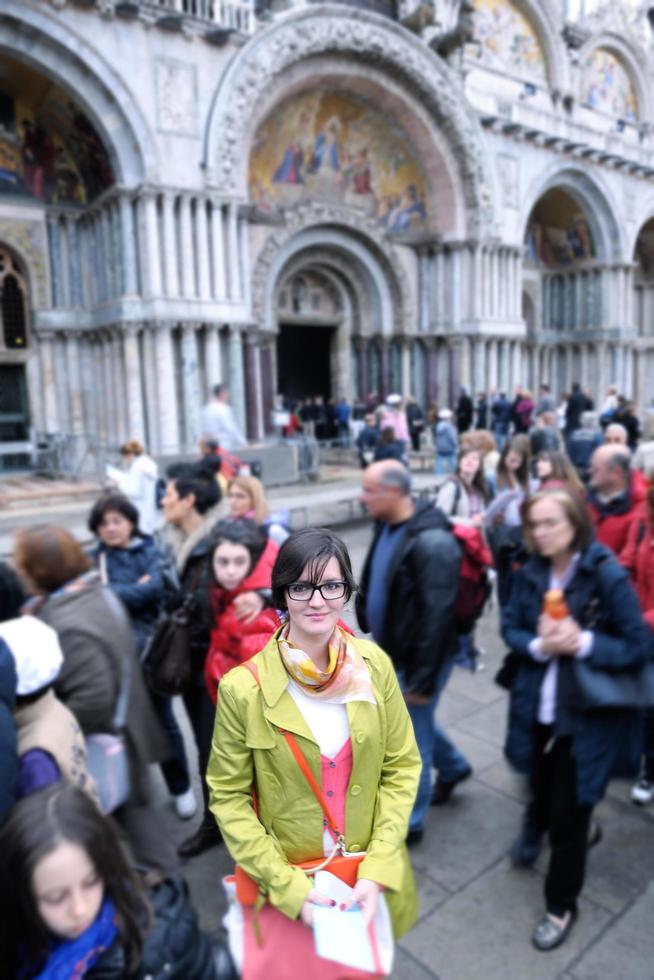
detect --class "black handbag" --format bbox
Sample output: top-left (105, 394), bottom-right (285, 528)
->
top-left (142, 599), bottom-right (193, 696)
top-left (573, 659), bottom-right (654, 710)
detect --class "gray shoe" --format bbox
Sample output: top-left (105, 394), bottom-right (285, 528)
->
top-left (532, 911), bottom-right (577, 951)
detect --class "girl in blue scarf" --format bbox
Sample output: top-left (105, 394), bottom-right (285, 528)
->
top-left (0, 786), bottom-right (234, 979)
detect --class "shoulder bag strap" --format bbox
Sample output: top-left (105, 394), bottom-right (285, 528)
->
top-left (243, 660), bottom-right (342, 840)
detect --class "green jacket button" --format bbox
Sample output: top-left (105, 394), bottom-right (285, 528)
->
top-left (355, 732), bottom-right (365, 744)
top-left (349, 843), bottom-right (361, 852)
top-left (350, 784), bottom-right (361, 796)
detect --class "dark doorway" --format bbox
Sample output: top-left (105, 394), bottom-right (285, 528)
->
top-left (277, 323), bottom-right (334, 402)
top-left (0, 364), bottom-right (30, 471)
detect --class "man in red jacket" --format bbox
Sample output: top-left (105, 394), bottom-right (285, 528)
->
top-left (587, 445), bottom-right (647, 555)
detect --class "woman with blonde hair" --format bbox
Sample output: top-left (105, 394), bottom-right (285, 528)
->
top-left (227, 475), bottom-right (290, 547)
top-left (110, 440), bottom-right (160, 535)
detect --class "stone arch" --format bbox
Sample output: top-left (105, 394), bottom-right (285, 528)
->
top-left (253, 208), bottom-right (412, 335)
top-left (521, 165), bottom-right (625, 263)
top-left (0, 2), bottom-right (156, 185)
top-left (204, 4), bottom-right (495, 237)
top-left (0, 219), bottom-right (49, 310)
top-left (576, 34), bottom-right (650, 122)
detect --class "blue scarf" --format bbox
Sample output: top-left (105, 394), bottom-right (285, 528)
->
top-left (32, 897), bottom-right (118, 979)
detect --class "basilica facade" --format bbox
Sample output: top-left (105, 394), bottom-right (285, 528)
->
top-left (1, 0), bottom-right (654, 465)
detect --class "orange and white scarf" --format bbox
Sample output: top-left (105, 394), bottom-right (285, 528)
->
top-left (278, 624), bottom-right (376, 705)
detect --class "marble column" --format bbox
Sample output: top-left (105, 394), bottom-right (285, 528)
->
top-left (449, 341), bottom-right (461, 407)
top-left (259, 344), bottom-right (275, 435)
top-left (25, 347), bottom-right (43, 433)
top-left (196, 200), bottom-right (212, 301)
top-left (380, 340), bottom-right (390, 400)
top-left (239, 216), bottom-right (252, 312)
top-left (472, 245), bottom-right (483, 319)
top-left (451, 249), bottom-right (462, 328)
top-left (162, 192), bottom-right (180, 298)
top-left (179, 195), bottom-right (196, 298)
top-left (227, 327), bottom-right (247, 434)
top-left (487, 339), bottom-right (498, 393)
top-left (210, 202), bottom-right (227, 301)
top-left (65, 217), bottom-right (82, 307)
top-left (418, 252), bottom-right (429, 332)
top-left (512, 341), bottom-right (522, 390)
top-left (227, 204), bottom-right (242, 302)
top-left (141, 325), bottom-right (160, 452)
top-left (118, 194), bottom-right (139, 296)
top-left (180, 323), bottom-right (201, 450)
top-left (473, 339), bottom-right (486, 396)
top-left (460, 335), bottom-right (472, 392)
top-left (356, 337), bottom-right (369, 399)
top-left (243, 335), bottom-right (262, 441)
top-left (154, 324), bottom-right (180, 453)
top-left (64, 332), bottom-right (84, 435)
top-left (142, 192), bottom-right (162, 298)
top-left (205, 323), bottom-right (223, 389)
top-left (426, 340), bottom-right (438, 408)
top-left (123, 324), bottom-right (146, 444)
top-left (625, 345), bottom-right (634, 398)
top-left (47, 216), bottom-right (63, 308)
top-left (401, 339), bottom-right (411, 396)
top-left (435, 251), bottom-right (446, 325)
top-left (99, 331), bottom-right (115, 443)
top-left (37, 332), bottom-right (59, 432)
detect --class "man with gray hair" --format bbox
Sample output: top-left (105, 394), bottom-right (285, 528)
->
top-left (568, 411), bottom-right (603, 484)
top-left (357, 460), bottom-right (469, 845)
top-left (604, 422), bottom-right (629, 446)
top-left (587, 444), bottom-right (647, 554)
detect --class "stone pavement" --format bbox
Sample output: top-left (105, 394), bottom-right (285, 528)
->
top-left (149, 520), bottom-right (654, 980)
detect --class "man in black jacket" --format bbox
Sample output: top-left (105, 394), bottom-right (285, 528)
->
top-left (357, 461), bottom-right (471, 843)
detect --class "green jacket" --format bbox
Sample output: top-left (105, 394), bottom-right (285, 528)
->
top-left (207, 632), bottom-right (421, 937)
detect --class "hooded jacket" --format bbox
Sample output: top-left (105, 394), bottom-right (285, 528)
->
top-left (620, 505), bottom-right (654, 630)
top-left (356, 499), bottom-right (461, 696)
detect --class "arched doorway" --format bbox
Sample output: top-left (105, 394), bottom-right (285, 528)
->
top-left (523, 186), bottom-right (603, 398)
top-left (0, 247), bottom-right (31, 471)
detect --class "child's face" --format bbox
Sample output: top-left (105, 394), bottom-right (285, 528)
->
top-left (213, 541), bottom-right (252, 591)
top-left (32, 841), bottom-right (104, 941)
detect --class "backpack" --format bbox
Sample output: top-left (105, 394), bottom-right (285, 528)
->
top-left (450, 522), bottom-right (493, 632)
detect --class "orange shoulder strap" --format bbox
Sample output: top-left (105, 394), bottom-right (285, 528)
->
top-left (243, 660), bottom-right (342, 838)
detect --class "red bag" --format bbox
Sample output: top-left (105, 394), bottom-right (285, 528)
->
top-left (450, 524), bottom-right (493, 631)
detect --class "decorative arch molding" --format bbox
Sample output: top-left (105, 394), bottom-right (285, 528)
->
top-left (576, 33), bottom-right (650, 122)
top-left (204, 4), bottom-right (495, 236)
top-left (0, 1), bottom-right (156, 185)
top-left (277, 256), bottom-right (359, 329)
top-left (254, 221), bottom-right (409, 338)
top-left (520, 164), bottom-right (625, 263)
top-left (628, 203), bottom-right (654, 259)
top-left (511, 0), bottom-right (571, 94)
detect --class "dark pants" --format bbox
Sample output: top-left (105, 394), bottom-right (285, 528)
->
top-left (527, 726), bottom-right (593, 917)
top-left (150, 691), bottom-right (191, 796)
top-left (642, 708), bottom-right (654, 780)
top-left (182, 675), bottom-right (217, 813)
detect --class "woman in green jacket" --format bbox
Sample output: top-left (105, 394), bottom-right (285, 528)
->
top-left (207, 527), bottom-right (421, 953)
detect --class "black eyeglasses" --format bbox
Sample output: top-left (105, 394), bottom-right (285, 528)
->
top-left (286, 581), bottom-right (348, 602)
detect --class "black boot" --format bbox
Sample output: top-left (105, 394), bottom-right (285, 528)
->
top-left (177, 812), bottom-right (222, 859)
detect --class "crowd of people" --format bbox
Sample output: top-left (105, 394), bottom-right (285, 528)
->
top-left (0, 377), bottom-right (653, 976)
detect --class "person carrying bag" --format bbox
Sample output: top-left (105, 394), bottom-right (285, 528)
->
top-left (207, 528), bottom-right (421, 979)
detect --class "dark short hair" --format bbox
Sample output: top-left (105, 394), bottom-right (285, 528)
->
top-left (13, 526), bottom-right (91, 594)
top-left (212, 383), bottom-right (225, 398)
top-left (208, 519), bottom-right (266, 584)
top-left (0, 785), bottom-right (150, 977)
top-left (88, 493), bottom-right (140, 536)
top-left (0, 563), bottom-right (27, 622)
top-left (522, 486), bottom-right (594, 554)
top-left (167, 462), bottom-right (221, 515)
top-left (272, 528), bottom-right (356, 611)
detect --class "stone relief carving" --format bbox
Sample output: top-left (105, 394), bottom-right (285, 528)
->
top-left (250, 202), bottom-right (412, 333)
top-left (206, 7), bottom-right (494, 235)
top-left (0, 219), bottom-right (48, 309)
top-left (155, 59), bottom-right (198, 137)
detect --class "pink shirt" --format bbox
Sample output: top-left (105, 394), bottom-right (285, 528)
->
top-left (320, 737), bottom-right (353, 845)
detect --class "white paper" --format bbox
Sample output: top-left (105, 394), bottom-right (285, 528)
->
top-left (105, 464), bottom-right (124, 484)
top-left (312, 871), bottom-right (394, 975)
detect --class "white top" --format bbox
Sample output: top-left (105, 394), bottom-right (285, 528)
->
top-left (287, 680), bottom-right (350, 854)
top-left (200, 400), bottom-right (247, 451)
top-left (113, 454), bottom-right (161, 535)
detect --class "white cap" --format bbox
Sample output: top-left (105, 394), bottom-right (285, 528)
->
top-left (439, 408), bottom-right (453, 420)
top-left (0, 617), bottom-right (64, 695)
top-left (386, 393), bottom-right (402, 406)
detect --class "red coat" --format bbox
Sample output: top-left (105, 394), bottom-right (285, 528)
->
top-left (620, 505), bottom-right (654, 631)
top-left (204, 538), bottom-right (281, 703)
top-left (587, 474), bottom-right (647, 556)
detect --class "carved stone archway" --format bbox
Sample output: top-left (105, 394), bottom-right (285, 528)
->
top-left (204, 4), bottom-right (495, 237)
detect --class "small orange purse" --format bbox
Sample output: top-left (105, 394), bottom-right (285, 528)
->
top-left (233, 661), bottom-right (365, 907)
